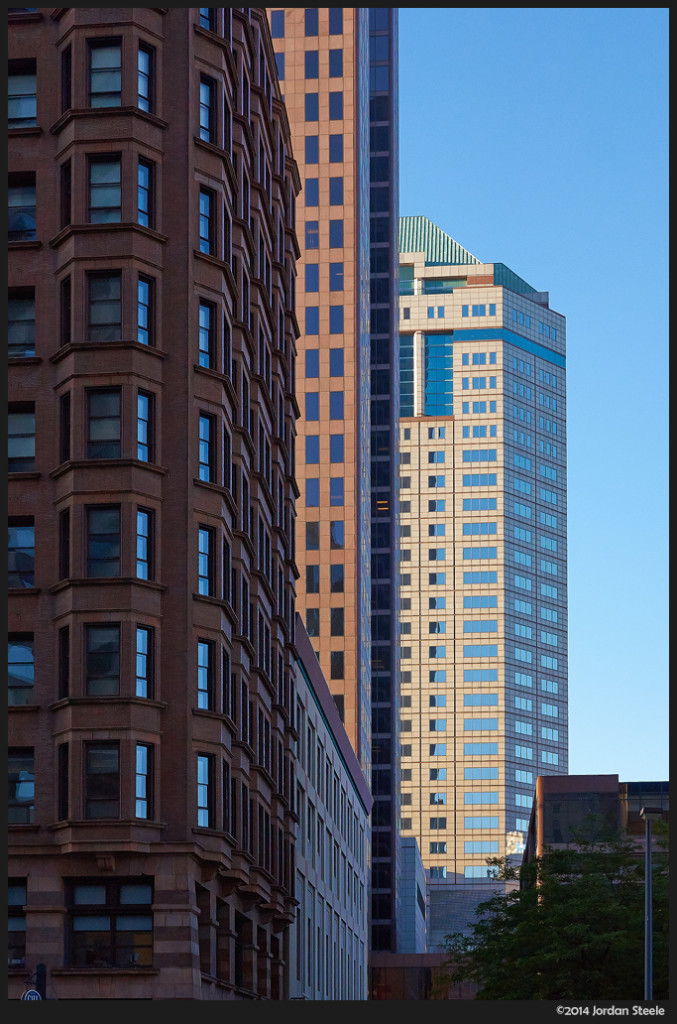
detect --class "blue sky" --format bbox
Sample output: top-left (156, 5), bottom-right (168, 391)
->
top-left (397, 8), bottom-right (669, 782)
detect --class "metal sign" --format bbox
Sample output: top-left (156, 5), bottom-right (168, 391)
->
top-left (21, 990), bottom-right (42, 1001)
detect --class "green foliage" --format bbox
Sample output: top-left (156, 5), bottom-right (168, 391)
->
top-left (441, 827), bottom-right (669, 1000)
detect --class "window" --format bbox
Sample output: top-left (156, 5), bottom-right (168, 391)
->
top-left (135, 508), bottom-right (152, 580)
top-left (199, 7), bottom-right (216, 30)
top-left (8, 173), bottom-right (36, 241)
top-left (305, 307), bottom-right (319, 335)
top-left (8, 288), bottom-right (35, 358)
top-left (329, 134), bottom-right (343, 162)
top-left (136, 276), bottom-right (153, 345)
top-left (88, 272), bottom-right (122, 342)
top-left (88, 157), bottom-right (121, 223)
top-left (57, 626), bottom-right (70, 700)
top-left (329, 177), bottom-right (343, 205)
top-left (8, 749), bottom-right (34, 824)
top-left (85, 623), bottom-right (120, 698)
top-left (134, 391), bottom-right (153, 463)
top-left (330, 564), bottom-right (344, 593)
top-left (270, 10), bottom-right (284, 37)
top-left (131, 743), bottom-right (153, 820)
top-left (329, 49), bottom-right (343, 77)
top-left (329, 91), bottom-right (343, 119)
top-left (306, 478), bottom-right (319, 506)
top-left (305, 262), bottom-right (319, 291)
top-left (87, 505), bottom-right (121, 578)
top-left (329, 219), bottom-right (343, 247)
top-left (198, 526), bottom-right (214, 595)
top-left (197, 754), bottom-right (214, 827)
top-left (329, 305), bottom-right (343, 333)
top-left (302, 522), bottom-right (319, 553)
top-left (135, 626), bottom-right (153, 698)
top-left (330, 477), bottom-right (344, 506)
top-left (68, 879), bottom-right (152, 967)
top-left (304, 92), bottom-right (318, 120)
top-left (306, 564), bottom-right (320, 594)
top-left (330, 651), bottom-right (344, 680)
top-left (329, 262), bottom-right (344, 292)
top-left (305, 434), bottom-right (319, 464)
top-left (8, 880), bottom-right (27, 967)
top-left (305, 220), bottom-right (319, 249)
top-left (89, 41), bottom-right (122, 107)
top-left (330, 608), bottom-right (344, 636)
top-left (305, 8), bottom-right (318, 35)
top-left (329, 391), bottom-right (343, 419)
top-left (329, 520), bottom-right (346, 552)
top-left (199, 76), bottom-right (216, 143)
top-left (86, 388), bottom-right (121, 459)
top-left (197, 639), bottom-right (214, 710)
top-left (137, 159), bottom-right (153, 228)
top-left (85, 742), bottom-right (120, 818)
top-left (304, 50), bottom-right (319, 78)
top-left (198, 413), bottom-right (215, 481)
top-left (137, 44), bottom-right (153, 112)
top-left (198, 300), bottom-right (215, 368)
top-left (199, 188), bottom-right (215, 254)
top-left (8, 517), bottom-right (34, 588)
top-left (8, 60), bottom-right (36, 128)
top-left (330, 434), bottom-right (344, 463)
top-left (8, 634), bottom-right (34, 705)
top-left (8, 405), bottom-right (35, 472)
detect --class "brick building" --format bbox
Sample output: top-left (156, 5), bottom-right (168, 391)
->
top-left (9, 6), bottom-right (303, 1000)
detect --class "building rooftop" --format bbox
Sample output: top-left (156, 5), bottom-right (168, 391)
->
top-left (399, 216), bottom-right (538, 295)
top-left (399, 215), bottom-right (480, 266)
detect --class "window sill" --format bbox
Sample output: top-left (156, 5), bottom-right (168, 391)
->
top-left (50, 106), bottom-right (168, 136)
top-left (8, 356), bottom-right (40, 365)
top-left (8, 239), bottom-right (41, 251)
top-left (49, 221), bottom-right (168, 249)
top-left (49, 696), bottom-right (167, 711)
top-left (50, 458), bottom-right (167, 481)
top-left (8, 124), bottom-right (42, 135)
top-left (49, 339), bottom-right (167, 364)
top-left (48, 577), bottom-right (166, 595)
top-left (8, 11), bottom-right (42, 21)
top-left (8, 471), bottom-right (40, 481)
top-left (8, 586), bottom-right (39, 596)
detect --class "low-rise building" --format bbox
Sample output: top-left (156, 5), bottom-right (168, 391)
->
top-left (289, 618), bottom-right (373, 999)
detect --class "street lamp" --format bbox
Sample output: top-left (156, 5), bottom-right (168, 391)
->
top-left (639, 807), bottom-right (663, 1001)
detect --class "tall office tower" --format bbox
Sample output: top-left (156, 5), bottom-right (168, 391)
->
top-left (267, 6), bottom-right (403, 954)
top-left (397, 216), bottom-right (568, 945)
top-left (9, 7), bottom-right (302, 1000)
top-left (267, 6), bottom-right (372, 772)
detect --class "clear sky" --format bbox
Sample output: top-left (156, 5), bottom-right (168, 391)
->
top-left (397, 8), bottom-right (669, 782)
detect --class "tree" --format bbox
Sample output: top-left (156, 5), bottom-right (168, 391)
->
top-left (441, 827), bottom-right (669, 1000)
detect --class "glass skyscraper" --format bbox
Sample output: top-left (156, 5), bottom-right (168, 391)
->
top-left (397, 215), bottom-right (568, 945)
top-left (368, 7), bottom-right (402, 953)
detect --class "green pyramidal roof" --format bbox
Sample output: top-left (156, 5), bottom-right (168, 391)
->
top-left (399, 215), bottom-right (481, 266)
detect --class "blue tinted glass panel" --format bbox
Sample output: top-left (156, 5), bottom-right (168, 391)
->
top-left (330, 349), bottom-right (344, 376)
top-left (305, 349), bottom-right (319, 377)
top-left (329, 219), bottom-right (343, 247)
top-left (270, 10), bottom-right (284, 37)
top-left (329, 134), bottom-right (343, 162)
top-left (329, 306), bottom-right (344, 334)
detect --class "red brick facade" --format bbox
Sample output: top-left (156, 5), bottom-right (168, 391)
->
top-left (9, 7), bottom-right (301, 1000)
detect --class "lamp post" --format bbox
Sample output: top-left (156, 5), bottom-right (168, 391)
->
top-left (639, 807), bottom-right (662, 1001)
